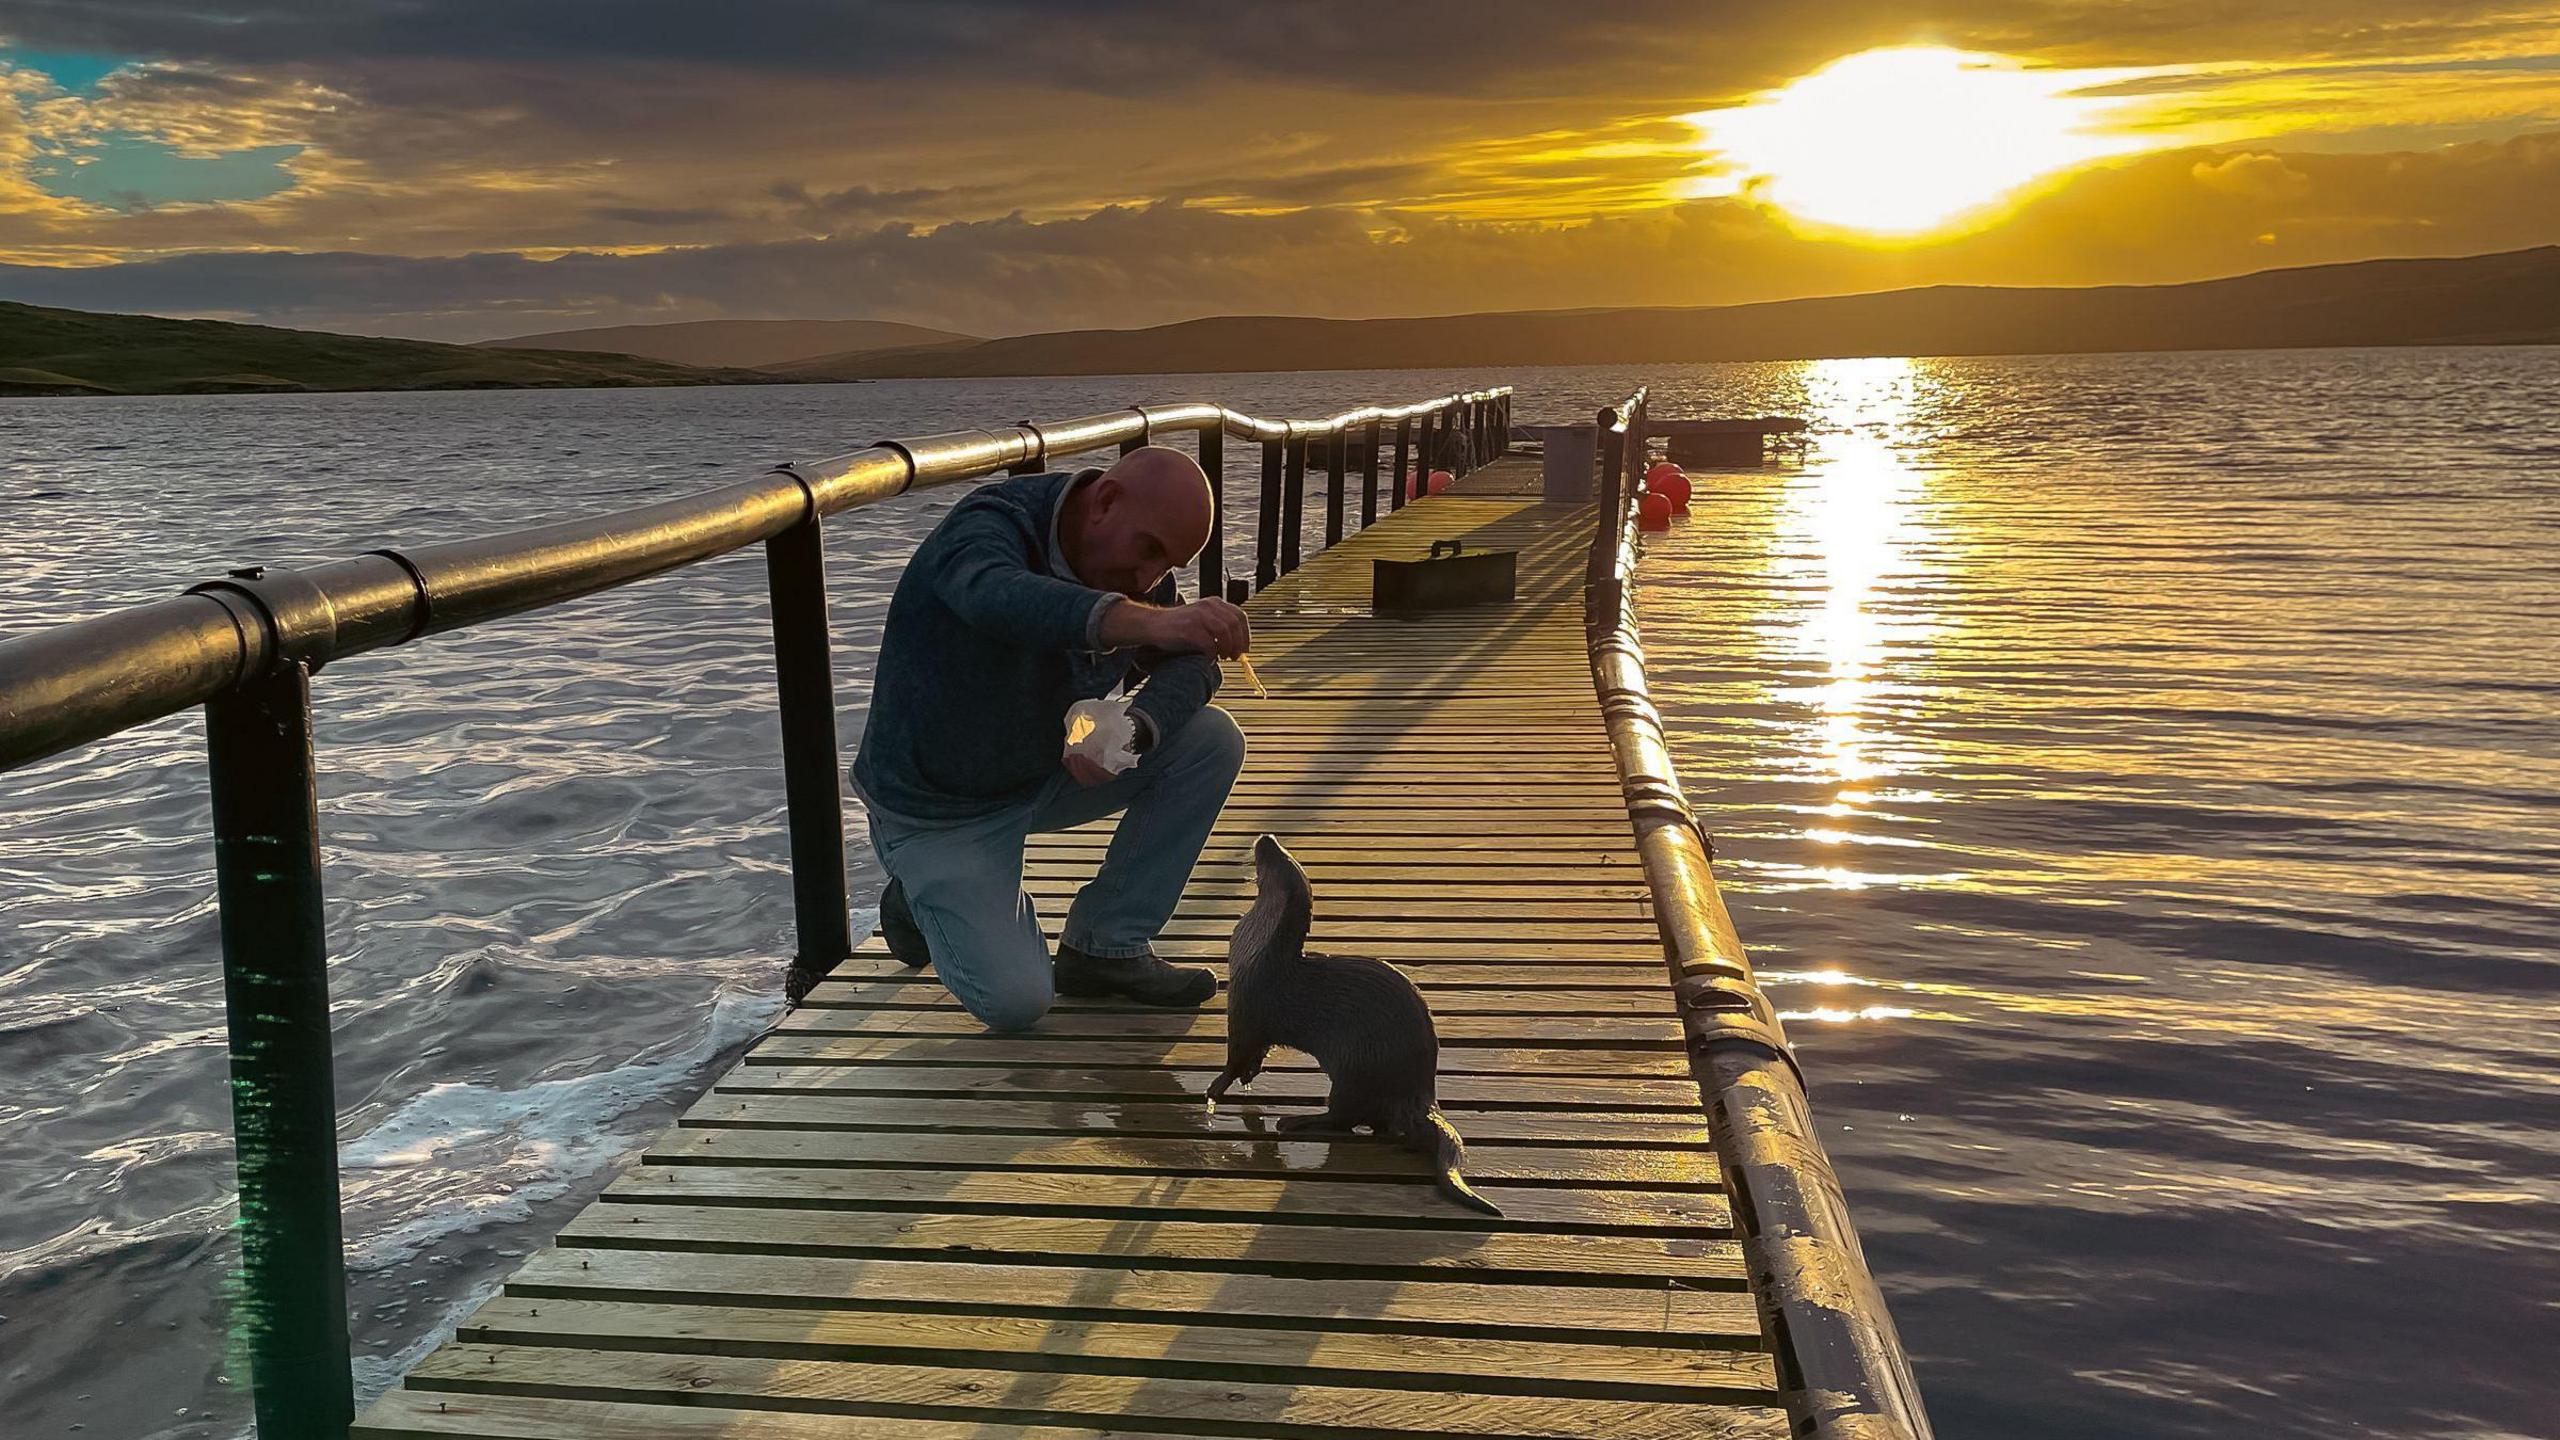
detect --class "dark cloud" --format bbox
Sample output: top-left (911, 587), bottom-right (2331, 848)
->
top-left (11, 0), bottom-right (2553, 101)
top-left (585, 204), bottom-right (731, 226)
top-left (768, 180), bottom-right (961, 232)
top-left (0, 1), bottom-right (1720, 97)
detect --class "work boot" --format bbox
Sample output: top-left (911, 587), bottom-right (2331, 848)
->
top-left (1053, 943), bottom-right (1217, 1007)
top-left (877, 878), bottom-right (931, 969)
top-left (787, 879), bottom-right (927, 1008)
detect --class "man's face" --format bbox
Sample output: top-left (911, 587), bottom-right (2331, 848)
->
top-left (1078, 476), bottom-right (1205, 596)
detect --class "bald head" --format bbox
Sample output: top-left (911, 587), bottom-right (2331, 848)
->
top-left (1062, 444), bottom-right (1216, 598)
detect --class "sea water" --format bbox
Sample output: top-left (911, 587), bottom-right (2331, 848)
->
top-left (1, 352), bottom-right (2553, 1438)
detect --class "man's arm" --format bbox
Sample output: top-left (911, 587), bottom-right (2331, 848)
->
top-left (1116, 580), bottom-right (1243, 746)
top-left (931, 505), bottom-right (1119, 652)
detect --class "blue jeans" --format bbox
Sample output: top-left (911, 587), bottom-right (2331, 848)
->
top-left (860, 705), bottom-right (1245, 1031)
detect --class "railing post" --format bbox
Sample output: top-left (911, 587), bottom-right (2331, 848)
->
top-left (1391, 416), bottom-right (1413, 512)
top-left (1360, 419), bottom-right (1381, 528)
top-left (1409, 412), bottom-right (1431, 505)
top-left (205, 661), bottom-right (355, 1440)
top-left (1255, 439), bottom-right (1283, 589)
top-left (1196, 425), bottom-right (1225, 600)
top-left (768, 518), bottom-right (852, 998)
top-left (1590, 405), bottom-right (1626, 625)
top-left (1323, 429), bottom-right (1346, 547)
top-left (1281, 435), bottom-right (1307, 575)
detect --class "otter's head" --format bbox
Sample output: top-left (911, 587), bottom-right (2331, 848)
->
top-left (1228, 834), bottom-right (1312, 974)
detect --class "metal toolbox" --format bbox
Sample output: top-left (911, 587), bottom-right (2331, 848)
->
top-left (1373, 539), bottom-right (1517, 614)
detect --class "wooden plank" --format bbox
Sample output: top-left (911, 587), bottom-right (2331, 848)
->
top-left (679, 1093), bottom-right (1714, 1147)
top-left (1019, 854), bottom-right (1647, 876)
top-left (1035, 821), bottom-right (1639, 836)
top-left (745, 1034), bottom-right (1692, 1076)
top-left (356, 1390), bottom-right (1227, 1440)
top-left (602, 1164), bottom-right (1732, 1233)
top-left (713, 1065), bottom-right (1708, 1111)
top-left (453, 1295), bottom-right (1778, 1403)
top-left (558, 1203), bottom-right (1749, 1284)
top-left (841, 935), bottom-right (1669, 960)
top-left (800, 982), bottom-right (1672, 1014)
top-left (1008, 886), bottom-right (1648, 907)
top-left (938, 918), bottom-right (1661, 943)
top-left (821, 953), bottom-right (1673, 987)
top-left (398, 1344), bottom-right (1790, 1440)
top-left (500, 1248), bottom-right (1762, 1343)
top-left (1029, 825), bottom-right (1628, 835)
top-left (769, 1009), bottom-right (1683, 1046)
top-left (644, 1127), bottom-right (1718, 1189)
top-left (1014, 861), bottom-right (1645, 883)
top-left (1011, 892), bottom-right (1655, 919)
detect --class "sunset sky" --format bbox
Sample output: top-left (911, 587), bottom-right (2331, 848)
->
top-left (4, 2), bottom-right (2559, 341)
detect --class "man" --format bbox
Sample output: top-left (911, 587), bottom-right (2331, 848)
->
top-left (830, 445), bottom-right (1251, 1031)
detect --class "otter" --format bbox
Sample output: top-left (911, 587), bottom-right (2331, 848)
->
top-left (1207, 834), bottom-right (1502, 1217)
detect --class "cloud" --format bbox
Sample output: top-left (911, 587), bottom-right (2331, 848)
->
top-left (584, 204), bottom-right (731, 226)
top-left (2193, 152), bottom-right (2312, 199)
top-left (7, 131), bottom-right (2560, 341)
top-left (767, 180), bottom-right (963, 233)
top-left (34, 61), bottom-right (348, 156)
top-left (5, 2), bottom-right (2560, 328)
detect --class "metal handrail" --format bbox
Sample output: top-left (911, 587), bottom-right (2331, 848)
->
top-left (0, 388), bottom-right (1509, 774)
top-left (1585, 394), bottom-right (1932, 1438)
top-left (0, 382), bottom-right (1510, 1440)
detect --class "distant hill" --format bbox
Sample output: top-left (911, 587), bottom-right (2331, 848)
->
top-left (765, 337), bottom-right (985, 378)
top-left (0, 302), bottom-right (807, 397)
top-left (477, 317), bottom-right (979, 369)
top-left (828, 247), bottom-right (2560, 379)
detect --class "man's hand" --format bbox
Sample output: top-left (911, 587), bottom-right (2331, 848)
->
top-left (1102, 597), bottom-right (1250, 658)
top-left (1064, 752), bottom-right (1115, 787)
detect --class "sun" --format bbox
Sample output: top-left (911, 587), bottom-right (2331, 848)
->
top-left (1682, 47), bottom-right (2162, 237)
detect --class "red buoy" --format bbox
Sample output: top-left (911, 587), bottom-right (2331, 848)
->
top-left (1645, 460), bottom-right (1683, 487)
top-left (1426, 469), bottom-right (1454, 495)
top-left (1654, 469), bottom-right (1693, 511)
top-left (1638, 490), bottom-right (1674, 531)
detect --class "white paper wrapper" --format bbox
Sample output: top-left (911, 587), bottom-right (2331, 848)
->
top-left (1064, 691), bottom-right (1142, 775)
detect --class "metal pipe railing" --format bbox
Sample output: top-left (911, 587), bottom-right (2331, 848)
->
top-left (0, 382), bottom-right (1509, 1440)
top-left (0, 389), bottom-right (1508, 775)
top-left (1583, 387), bottom-right (1931, 1439)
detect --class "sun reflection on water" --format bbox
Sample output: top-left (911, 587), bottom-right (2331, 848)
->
top-left (1765, 356), bottom-right (1954, 852)
top-left (1716, 358), bottom-right (1968, 1012)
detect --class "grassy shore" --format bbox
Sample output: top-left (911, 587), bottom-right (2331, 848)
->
top-left (1, 302), bottom-right (807, 397)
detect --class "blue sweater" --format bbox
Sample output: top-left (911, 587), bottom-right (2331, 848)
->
top-left (851, 470), bottom-right (1221, 822)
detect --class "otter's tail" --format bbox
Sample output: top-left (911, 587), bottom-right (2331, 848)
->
top-left (1415, 1107), bottom-right (1503, 1217)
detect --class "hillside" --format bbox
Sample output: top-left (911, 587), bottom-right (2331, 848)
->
top-left (827, 247), bottom-right (2560, 379)
top-left (476, 317), bottom-right (978, 369)
top-left (0, 302), bottom-right (805, 397)
top-left (765, 337), bottom-right (987, 377)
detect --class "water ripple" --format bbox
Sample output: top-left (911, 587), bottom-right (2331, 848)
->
top-left (2, 360), bottom-right (2555, 1438)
